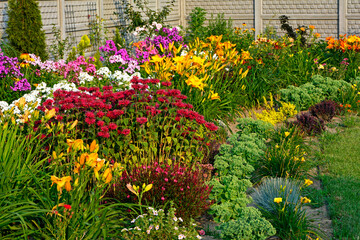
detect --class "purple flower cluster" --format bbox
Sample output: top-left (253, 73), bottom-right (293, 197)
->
top-left (99, 40), bottom-right (140, 74)
top-left (135, 27), bottom-right (185, 63)
top-left (10, 78), bottom-right (31, 91)
top-left (0, 47), bottom-right (23, 79)
top-left (150, 27), bottom-right (184, 50)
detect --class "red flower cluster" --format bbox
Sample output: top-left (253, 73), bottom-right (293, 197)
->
top-left (38, 77), bottom-right (218, 166)
top-left (107, 162), bottom-right (214, 221)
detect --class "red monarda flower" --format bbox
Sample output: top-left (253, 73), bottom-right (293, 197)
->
top-left (85, 111), bottom-right (95, 118)
top-left (136, 117), bottom-right (147, 124)
top-left (97, 120), bottom-right (105, 127)
top-left (97, 111), bottom-right (105, 118)
top-left (121, 129), bottom-right (131, 135)
top-left (108, 122), bottom-right (118, 130)
top-left (161, 81), bottom-right (172, 87)
top-left (64, 204), bottom-right (72, 210)
top-left (85, 117), bottom-right (96, 125)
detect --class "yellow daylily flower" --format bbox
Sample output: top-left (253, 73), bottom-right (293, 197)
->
top-left (44, 108), bottom-right (56, 120)
top-left (301, 197), bottom-right (311, 204)
top-left (51, 176), bottom-right (72, 193)
top-left (89, 140), bottom-right (99, 153)
top-left (67, 139), bottom-right (85, 153)
top-left (304, 179), bottom-right (313, 186)
top-left (150, 55), bottom-right (164, 63)
top-left (274, 197), bottom-right (282, 203)
top-left (102, 168), bottom-right (112, 184)
top-left (209, 90), bottom-right (221, 101)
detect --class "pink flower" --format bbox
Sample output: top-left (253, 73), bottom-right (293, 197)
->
top-left (199, 230), bottom-right (205, 236)
top-left (161, 197), bottom-right (165, 201)
top-left (136, 117), bottom-right (148, 124)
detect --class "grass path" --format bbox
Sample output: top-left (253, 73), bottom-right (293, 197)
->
top-left (319, 118), bottom-right (360, 239)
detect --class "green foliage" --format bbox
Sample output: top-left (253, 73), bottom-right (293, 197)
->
top-left (280, 75), bottom-right (352, 110)
top-left (49, 24), bottom-right (71, 61)
top-left (0, 124), bottom-right (49, 238)
top-left (254, 126), bottom-right (308, 180)
top-left (217, 207), bottom-right (276, 240)
top-left (235, 118), bottom-right (274, 137)
top-left (67, 35), bottom-right (91, 61)
top-left (260, 193), bottom-right (321, 239)
top-left (6, 0), bottom-right (47, 59)
top-left (209, 128), bottom-right (274, 239)
top-left (185, 7), bottom-right (207, 42)
top-left (89, 15), bottom-right (109, 50)
top-left (115, 0), bottom-right (175, 37)
top-left (207, 13), bottom-right (233, 39)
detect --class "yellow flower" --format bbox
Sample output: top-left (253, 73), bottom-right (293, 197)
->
top-left (150, 55), bottom-right (164, 63)
top-left (274, 197), bottom-right (282, 203)
top-left (67, 139), bottom-right (85, 153)
top-left (207, 35), bottom-right (223, 43)
top-left (301, 197), bottom-right (311, 204)
top-left (209, 90), bottom-right (221, 101)
top-left (51, 176), bottom-right (72, 193)
top-left (304, 179), bottom-right (313, 186)
top-left (45, 108), bottom-right (56, 120)
top-left (20, 62), bottom-right (29, 68)
top-left (89, 140), bottom-right (99, 153)
top-left (241, 50), bottom-right (252, 60)
top-left (284, 132), bottom-right (290, 137)
top-left (185, 75), bottom-right (206, 91)
top-left (143, 183), bottom-right (153, 192)
top-left (102, 168), bottom-right (112, 184)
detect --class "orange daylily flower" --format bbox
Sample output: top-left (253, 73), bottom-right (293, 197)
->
top-left (51, 176), bottom-right (72, 193)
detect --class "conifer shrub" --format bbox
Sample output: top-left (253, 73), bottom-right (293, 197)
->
top-left (6, 0), bottom-right (48, 59)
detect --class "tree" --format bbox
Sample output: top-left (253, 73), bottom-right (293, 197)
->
top-left (6, 0), bottom-right (48, 59)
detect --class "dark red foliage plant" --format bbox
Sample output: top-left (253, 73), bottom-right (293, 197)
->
top-left (106, 162), bottom-right (214, 222)
top-left (309, 100), bottom-right (337, 122)
top-left (293, 112), bottom-right (325, 135)
top-left (38, 77), bottom-right (218, 169)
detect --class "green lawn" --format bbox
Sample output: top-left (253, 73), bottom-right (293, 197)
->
top-left (319, 118), bottom-right (360, 239)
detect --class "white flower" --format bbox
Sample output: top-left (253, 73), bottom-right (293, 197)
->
top-left (174, 226), bottom-right (178, 230)
top-left (153, 210), bottom-right (158, 216)
top-left (178, 217), bottom-right (183, 222)
top-left (131, 219), bottom-right (136, 223)
top-left (134, 226), bottom-right (141, 231)
top-left (196, 236), bottom-right (202, 239)
top-left (156, 23), bottom-right (162, 30)
top-left (146, 229), bottom-right (151, 234)
top-left (173, 217), bottom-right (178, 222)
top-left (155, 225), bottom-right (159, 230)
top-left (178, 234), bottom-right (186, 239)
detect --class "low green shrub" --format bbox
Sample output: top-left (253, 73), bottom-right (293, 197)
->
top-left (209, 121), bottom-right (275, 239)
top-left (235, 118), bottom-right (273, 137)
top-left (217, 207), bottom-right (276, 240)
top-left (280, 75), bottom-right (352, 110)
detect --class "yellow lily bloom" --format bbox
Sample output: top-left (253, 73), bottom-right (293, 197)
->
top-left (89, 140), bottom-right (99, 153)
top-left (209, 91), bottom-right (221, 101)
top-left (51, 176), bottom-right (72, 193)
